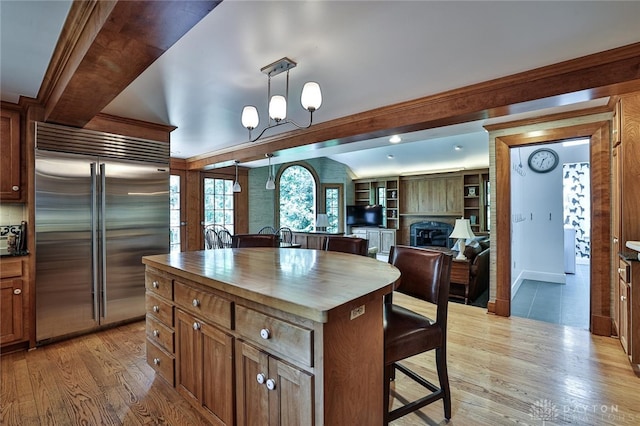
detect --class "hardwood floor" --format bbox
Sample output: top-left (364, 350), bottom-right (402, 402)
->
top-left (2, 294), bottom-right (638, 425)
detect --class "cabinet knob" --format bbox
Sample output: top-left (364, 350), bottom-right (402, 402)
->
top-left (13, 289), bottom-right (21, 295)
top-left (153, 358), bottom-right (160, 365)
top-left (266, 379), bottom-right (276, 391)
top-left (256, 373), bottom-right (266, 384)
top-left (260, 328), bottom-right (270, 340)
top-left (152, 329), bottom-right (160, 337)
top-left (193, 322), bottom-right (201, 331)
top-left (618, 268), bottom-right (625, 274)
top-left (613, 237), bottom-right (619, 244)
top-left (621, 295), bottom-right (627, 302)
top-left (152, 281), bottom-right (159, 289)
top-left (11, 185), bottom-right (19, 191)
top-left (152, 305), bottom-right (160, 313)
top-left (192, 298), bottom-right (200, 307)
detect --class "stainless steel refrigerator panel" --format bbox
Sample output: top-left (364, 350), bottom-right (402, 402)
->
top-left (35, 153), bottom-right (99, 341)
top-left (100, 160), bottom-right (169, 325)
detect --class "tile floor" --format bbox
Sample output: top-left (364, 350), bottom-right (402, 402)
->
top-left (511, 263), bottom-right (590, 329)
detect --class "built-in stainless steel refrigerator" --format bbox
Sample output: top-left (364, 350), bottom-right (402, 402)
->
top-left (35, 122), bottom-right (169, 344)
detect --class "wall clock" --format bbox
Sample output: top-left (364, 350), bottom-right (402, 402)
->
top-left (528, 148), bottom-right (559, 173)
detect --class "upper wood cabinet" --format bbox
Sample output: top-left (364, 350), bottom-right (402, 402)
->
top-left (401, 175), bottom-right (463, 216)
top-left (0, 108), bottom-right (22, 201)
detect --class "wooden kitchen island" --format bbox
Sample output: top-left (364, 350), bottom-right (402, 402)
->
top-left (142, 248), bottom-right (400, 426)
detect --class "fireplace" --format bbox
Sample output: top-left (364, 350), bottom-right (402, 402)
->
top-left (410, 221), bottom-right (454, 248)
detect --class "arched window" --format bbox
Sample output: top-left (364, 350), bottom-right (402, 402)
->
top-left (278, 164), bottom-right (317, 231)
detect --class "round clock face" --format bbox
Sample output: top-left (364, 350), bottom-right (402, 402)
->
top-left (528, 148), bottom-right (559, 173)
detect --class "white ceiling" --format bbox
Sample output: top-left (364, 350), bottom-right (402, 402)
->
top-left (2, 1), bottom-right (640, 178)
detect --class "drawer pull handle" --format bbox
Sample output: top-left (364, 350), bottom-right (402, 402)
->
top-left (12, 185), bottom-right (19, 191)
top-left (266, 379), bottom-right (276, 391)
top-left (152, 329), bottom-right (160, 337)
top-left (192, 298), bottom-right (200, 307)
top-left (193, 322), bottom-right (201, 331)
top-left (256, 373), bottom-right (266, 384)
top-left (153, 358), bottom-right (160, 366)
top-left (152, 305), bottom-right (160, 313)
top-left (152, 281), bottom-right (159, 289)
top-left (260, 328), bottom-right (270, 340)
top-left (13, 289), bottom-right (21, 295)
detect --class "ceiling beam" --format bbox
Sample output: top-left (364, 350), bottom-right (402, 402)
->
top-left (40, 0), bottom-right (220, 128)
top-left (188, 41), bottom-right (640, 170)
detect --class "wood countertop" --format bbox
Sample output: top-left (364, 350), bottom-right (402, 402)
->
top-left (142, 248), bottom-right (400, 323)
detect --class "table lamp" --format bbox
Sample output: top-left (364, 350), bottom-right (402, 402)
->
top-left (315, 214), bottom-right (329, 232)
top-left (450, 218), bottom-right (475, 260)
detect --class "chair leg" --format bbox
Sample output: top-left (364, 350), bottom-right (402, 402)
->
top-left (384, 363), bottom-right (393, 425)
top-left (435, 347), bottom-right (451, 420)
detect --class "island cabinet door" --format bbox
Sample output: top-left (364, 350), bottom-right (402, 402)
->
top-left (236, 340), bottom-right (313, 426)
top-left (175, 309), bottom-right (234, 425)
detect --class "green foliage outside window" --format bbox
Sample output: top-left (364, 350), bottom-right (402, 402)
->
top-left (279, 165), bottom-right (315, 231)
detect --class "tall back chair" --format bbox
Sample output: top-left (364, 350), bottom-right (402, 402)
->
top-left (324, 236), bottom-right (368, 256)
top-left (384, 245), bottom-right (453, 423)
top-left (277, 227), bottom-right (293, 244)
top-left (217, 228), bottom-right (233, 248)
top-left (231, 233), bottom-right (279, 248)
top-left (258, 225), bottom-right (277, 235)
top-left (203, 226), bottom-right (220, 250)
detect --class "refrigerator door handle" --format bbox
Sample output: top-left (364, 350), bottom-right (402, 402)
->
top-left (100, 163), bottom-right (108, 319)
top-left (91, 163), bottom-right (99, 322)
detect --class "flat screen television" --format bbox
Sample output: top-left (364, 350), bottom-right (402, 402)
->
top-left (346, 205), bottom-right (384, 227)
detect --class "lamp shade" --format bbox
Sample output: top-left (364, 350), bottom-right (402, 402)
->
top-left (315, 213), bottom-right (329, 228)
top-left (241, 106), bottom-right (259, 129)
top-left (269, 95), bottom-right (287, 121)
top-left (450, 218), bottom-right (475, 240)
top-left (301, 82), bottom-right (322, 111)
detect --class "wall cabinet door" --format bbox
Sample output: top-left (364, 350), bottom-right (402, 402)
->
top-left (0, 277), bottom-right (23, 344)
top-left (236, 340), bottom-right (313, 426)
top-left (0, 109), bottom-right (21, 201)
top-left (176, 309), bottom-right (234, 425)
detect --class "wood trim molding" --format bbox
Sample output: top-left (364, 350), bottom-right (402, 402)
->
top-left (40, 0), bottom-right (219, 128)
top-left (492, 119), bottom-right (611, 338)
top-left (188, 42), bottom-right (640, 170)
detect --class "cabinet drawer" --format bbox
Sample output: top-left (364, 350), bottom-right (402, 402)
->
top-left (450, 261), bottom-right (470, 284)
top-left (236, 305), bottom-right (313, 367)
top-left (0, 258), bottom-right (22, 279)
top-left (146, 315), bottom-right (174, 353)
top-left (146, 293), bottom-right (174, 327)
top-left (174, 281), bottom-right (233, 329)
top-left (146, 339), bottom-right (175, 386)
top-left (146, 272), bottom-right (173, 300)
top-left (619, 259), bottom-right (630, 283)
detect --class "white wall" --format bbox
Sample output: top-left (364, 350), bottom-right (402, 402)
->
top-left (511, 140), bottom-right (589, 295)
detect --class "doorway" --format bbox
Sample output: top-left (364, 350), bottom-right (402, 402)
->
top-left (491, 119), bottom-right (611, 336)
top-left (509, 139), bottom-right (590, 329)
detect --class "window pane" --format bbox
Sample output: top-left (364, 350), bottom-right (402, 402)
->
top-left (279, 165), bottom-right (316, 232)
top-left (170, 175), bottom-right (181, 252)
top-left (203, 177), bottom-right (235, 243)
top-left (325, 188), bottom-right (339, 234)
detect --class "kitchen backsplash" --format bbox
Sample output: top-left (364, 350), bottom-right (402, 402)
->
top-left (0, 204), bottom-right (26, 249)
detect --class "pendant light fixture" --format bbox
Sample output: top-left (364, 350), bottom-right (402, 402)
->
top-left (241, 57), bottom-right (322, 143)
top-left (233, 160), bottom-right (241, 193)
top-left (265, 153), bottom-right (275, 190)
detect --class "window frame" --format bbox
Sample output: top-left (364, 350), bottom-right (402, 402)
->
top-left (275, 162), bottom-right (321, 231)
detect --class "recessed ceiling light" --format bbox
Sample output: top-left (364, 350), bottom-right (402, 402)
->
top-left (389, 135), bottom-right (401, 144)
top-left (454, 145), bottom-right (463, 151)
top-left (387, 154), bottom-right (394, 159)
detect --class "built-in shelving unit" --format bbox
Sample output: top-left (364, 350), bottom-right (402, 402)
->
top-left (352, 177), bottom-right (400, 230)
top-left (462, 171), bottom-right (489, 233)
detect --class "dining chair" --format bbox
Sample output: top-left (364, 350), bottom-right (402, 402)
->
top-left (324, 236), bottom-right (368, 256)
top-left (276, 226), bottom-right (293, 244)
top-left (383, 245), bottom-right (453, 424)
top-left (217, 228), bottom-right (233, 248)
top-left (231, 233), bottom-right (279, 248)
top-left (203, 226), bottom-right (220, 250)
top-left (258, 225), bottom-right (277, 235)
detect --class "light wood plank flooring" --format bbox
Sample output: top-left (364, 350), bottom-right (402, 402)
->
top-left (2, 294), bottom-right (639, 425)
